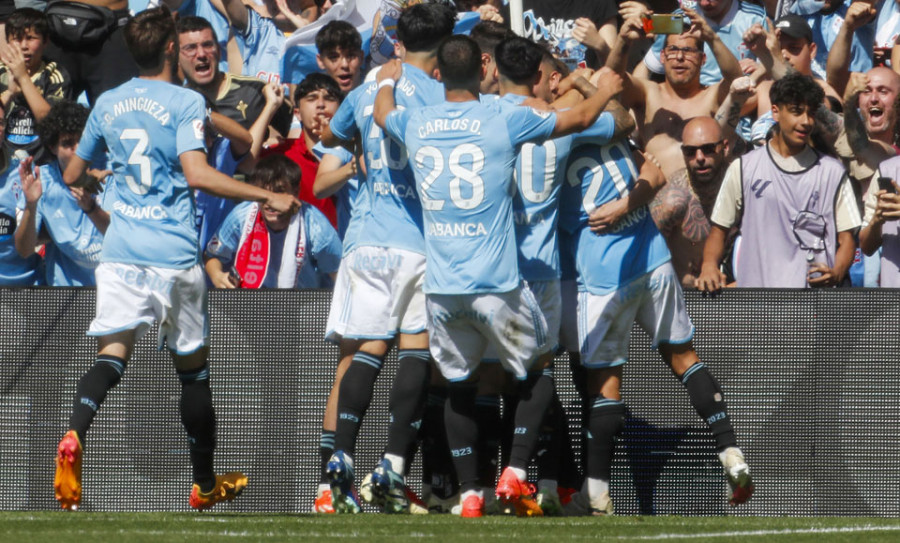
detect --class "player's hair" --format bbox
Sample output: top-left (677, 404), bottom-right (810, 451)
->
top-left (125, 6), bottom-right (177, 71)
top-left (175, 15), bottom-right (219, 41)
top-left (293, 73), bottom-right (342, 103)
top-left (540, 47), bottom-right (569, 78)
top-left (250, 154), bottom-right (301, 195)
top-left (397, 2), bottom-right (456, 53)
top-left (436, 35), bottom-right (482, 90)
top-left (315, 20), bottom-right (363, 55)
top-left (769, 72), bottom-right (824, 110)
top-left (664, 33), bottom-right (702, 51)
top-left (5, 8), bottom-right (49, 41)
top-left (494, 37), bottom-right (544, 85)
top-left (469, 21), bottom-right (512, 58)
top-left (37, 100), bottom-right (90, 149)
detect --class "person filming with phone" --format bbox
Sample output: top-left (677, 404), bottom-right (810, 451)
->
top-left (859, 165), bottom-right (900, 287)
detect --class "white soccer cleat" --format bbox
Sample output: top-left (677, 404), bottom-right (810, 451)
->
top-left (720, 447), bottom-right (754, 506)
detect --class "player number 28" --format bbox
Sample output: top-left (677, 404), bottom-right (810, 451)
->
top-left (415, 144), bottom-right (485, 211)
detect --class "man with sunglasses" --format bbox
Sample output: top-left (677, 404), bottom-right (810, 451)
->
top-left (696, 73), bottom-right (860, 290)
top-left (607, 11), bottom-right (742, 183)
top-left (650, 117), bottom-right (730, 289)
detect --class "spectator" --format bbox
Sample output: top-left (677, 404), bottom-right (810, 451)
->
top-left (165, 0), bottom-right (233, 72)
top-left (650, 117), bottom-right (730, 289)
top-left (790, 0), bottom-right (876, 85)
top-left (696, 73), bottom-right (860, 290)
top-left (608, 12), bottom-right (742, 181)
top-left (315, 19), bottom-right (365, 95)
top-left (14, 100), bottom-right (108, 286)
top-left (264, 73), bottom-right (341, 227)
top-left (632, 0), bottom-right (767, 86)
top-left (505, 0), bottom-right (617, 69)
top-left (176, 16), bottom-right (292, 137)
top-left (43, 0), bottom-right (138, 105)
top-left (204, 154), bottom-right (341, 289)
top-left (0, 102), bottom-right (39, 285)
top-left (0, 8), bottom-right (71, 161)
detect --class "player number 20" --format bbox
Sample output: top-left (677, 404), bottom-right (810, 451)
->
top-left (415, 144), bottom-right (485, 211)
top-left (566, 141), bottom-right (637, 213)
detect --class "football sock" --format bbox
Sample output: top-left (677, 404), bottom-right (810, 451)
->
top-left (69, 355), bottom-right (127, 443)
top-left (536, 391), bottom-right (565, 484)
top-left (508, 368), bottom-right (555, 471)
top-left (679, 363), bottom-right (738, 451)
top-left (319, 429), bottom-right (335, 484)
top-left (475, 394), bottom-right (502, 487)
top-left (444, 382), bottom-right (479, 493)
top-left (558, 410), bottom-right (583, 490)
top-left (422, 387), bottom-right (456, 498)
top-left (334, 351), bottom-right (384, 455)
top-left (178, 364), bottom-right (216, 493)
top-left (385, 349), bottom-right (431, 461)
top-left (586, 397), bottom-right (625, 481)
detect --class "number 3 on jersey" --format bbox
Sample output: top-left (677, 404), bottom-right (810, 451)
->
top-left (415, 144), bottom-right (485, 210)
top-left (121, 128), bottom-right (152, 195)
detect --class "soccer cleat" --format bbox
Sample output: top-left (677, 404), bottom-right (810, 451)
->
top-left (495, 467), bottom-right (543, 517)
top-left (314, 489), bottom-right (336, 514)
top-left (589, 491), bottom-right (614, 516)
top-left (460, 493), bottom-right (485, 518)
top-left (54, 430), bottom-right (83, 511)
top-left (562, 490), bottom-right (590, 517)
top-left (405, 486), bottom-right (429, 514)
top-left (427, 492), bottom-right (458, 514)
top-left (326, 451), bottom-right (361, 514)
top-left (536, 488), bottom-right (563, 516)
top-left (721, 447), bottom-right (754, 506)
top-left (370, 458), bottom-right (410, 514)
top-left (189, 472), bottom-right (248, 510)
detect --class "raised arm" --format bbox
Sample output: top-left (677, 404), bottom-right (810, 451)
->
top-left (218, 0), bottom-right (250, 33)
top-left (551, 67), bottom-right (623, 137)
top-left (605, 17), bottom-right (650, 108)
top-left (239, 82), bottom-right (285, 172)
top-left (181, 150), bottom-right (299, 213)
top-left (683, 8), bottom-right (741, 101)
top-left (14, 158), bottom-right (42, 258)
top-left (373, 59), bottom-right (404, 130)
top-left (826, 1), bottom-right (876, 97)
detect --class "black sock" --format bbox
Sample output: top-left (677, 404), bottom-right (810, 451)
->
top-left (680, 363), bottom-right (738, 451)
top-left (69, 355), bottom-right (127, 443)
top-left (422, 388), bottom-right (456, 498)
top-left (334, 352), bottom-right (384, 455)
top-left (320, 429), bottom-right (335, 485)
top-left (586, 397), bottom-right (625, 481)
top-left (475, 394), bottom-right (502, 487)
top-left (536, 391), bottom-right (565, 484)
top-left (444, 382), bottom-right (479, 493)
top-left (508, 368), bottom-right (555, 471)
top-left (557, 410), bottom-right (583, 490)
top-left (178, 364), bottom-right (216, 492)
top-left (385, 349), bottom-right (430, 459)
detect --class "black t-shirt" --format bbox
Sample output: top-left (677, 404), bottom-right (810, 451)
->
top-left (504, 0), bottom-right (617, 70)
top-left (213, 73), bottom-right (293, 137)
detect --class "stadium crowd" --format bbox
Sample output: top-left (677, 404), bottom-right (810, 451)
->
top-left (1, 0), bottom-right (897, 520)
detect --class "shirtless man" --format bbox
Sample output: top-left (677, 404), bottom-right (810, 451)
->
top-left (607, 11), bottom-right (741, 181)
top-left (650, 117), bottom-right (730, 289)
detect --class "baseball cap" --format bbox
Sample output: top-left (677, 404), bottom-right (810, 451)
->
top-left (774, 15), bottom-right (814, 43)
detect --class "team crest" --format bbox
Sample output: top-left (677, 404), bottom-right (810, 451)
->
top-left (193, 119), bottom-right (204, 140)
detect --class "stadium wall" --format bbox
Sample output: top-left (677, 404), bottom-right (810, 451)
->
top-left (1, 288), bottom-right (898, 516)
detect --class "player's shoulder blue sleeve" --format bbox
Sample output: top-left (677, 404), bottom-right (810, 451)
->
top-left (176, 89), bottom-right (208, 156)
top-left (329, 88), bottom-right (362, 141)
top-left (304, 203), bottom-right (342, 274)
top-left (573, 111), bottom-right (615, 145)
top-left (505, 106), bottom-right (557, 147)
top-left (312, 141), bottom-right (353, 164)
top-left (75, 100), bottom-right (107, 163)
top-left (205, 202), bottom-right (251, 261)
top-left (383, 108), bottom-right (411, 142)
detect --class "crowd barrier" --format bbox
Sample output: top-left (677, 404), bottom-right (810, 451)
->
top-left (2, 288), bottom-right (899, 516)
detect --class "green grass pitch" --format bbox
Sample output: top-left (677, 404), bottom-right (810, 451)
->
top-left (5, 513), bottom-right (900, 542)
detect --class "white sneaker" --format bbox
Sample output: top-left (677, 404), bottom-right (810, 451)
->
top-left (589, 491), bottom-right (614, 516)
top-left (720, 447), bottom-right (754, 506)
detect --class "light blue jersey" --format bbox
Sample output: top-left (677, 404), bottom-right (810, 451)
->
top-left (237, 8), bottom-right (285, 84)
top-left (496, 93), bottom-right (615, 281)
top-left (177, 0), bottom-right (231, 72)
top-left (644, 0), bottom-right (766, 86)
top-left (329, 64), bottom-right (444, 255)
top-left (77, 78), bottom-right (207, 269)
top-left (312, 141), bottom-right (361, 244)
top-left (384, 99), bottom-right (557, 294)
top-left (205, 201), bottom-right (342, 288)
top-left (196, 136), bottom-right (244, 259)
top-left (559, 141), bottom-right (671, 295)
top-left (0, 161), bottom-right (39, 285)
top-left (793, 1), bottom-right (874, 79)
top-left (34, 161), bottom-right (108, 286)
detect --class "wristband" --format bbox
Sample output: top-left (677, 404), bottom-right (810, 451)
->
top-left (378, 78), bottom-right (396, 90)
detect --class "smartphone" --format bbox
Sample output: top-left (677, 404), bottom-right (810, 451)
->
top-left (642, 14), bottom-right (685, 35)
top-left (878, 176), bottom-right (897, 194)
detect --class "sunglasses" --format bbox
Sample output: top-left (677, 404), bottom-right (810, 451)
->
top-left (681, 140), bottom-right (723, 156)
